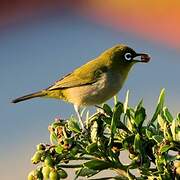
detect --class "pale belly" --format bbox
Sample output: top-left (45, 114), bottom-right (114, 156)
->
top-left (63, 72), bottom-right (127, 106)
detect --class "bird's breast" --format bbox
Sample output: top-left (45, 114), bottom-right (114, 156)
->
top-left (63, 71), bottom-right (127, 106)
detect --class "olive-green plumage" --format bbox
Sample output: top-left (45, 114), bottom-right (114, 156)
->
top-left (12, 44), bottom-right (150, 107)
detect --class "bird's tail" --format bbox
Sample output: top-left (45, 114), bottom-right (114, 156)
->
top-left (11, 91), bottom-right (47, 103)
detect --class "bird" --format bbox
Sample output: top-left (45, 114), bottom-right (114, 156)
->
top-left (12, 44), bottom-right (150, 129)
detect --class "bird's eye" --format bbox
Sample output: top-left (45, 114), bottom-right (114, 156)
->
top-left (124, 53), bottom-right (132, 61)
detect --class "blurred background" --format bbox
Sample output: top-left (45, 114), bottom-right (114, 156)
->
top-left (0, 0), bottom-right (180, 179)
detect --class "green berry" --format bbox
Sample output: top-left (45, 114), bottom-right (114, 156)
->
top-left (44, 155), bottom-right (54, 167)
top-left (58, 169), bottom-right (68, 179)
top-left (49, 169), bottom-right (59, 180)
top-left (27, 171), bottom-right (35, 180)
top-left (42, 166), bottom-right (51, 179)
top-left (36, 143), bottom-right (45, 151)
top-left (27, 169), bottom-right (43, 180)
top-left (31, 150), bottom-right (44, 164)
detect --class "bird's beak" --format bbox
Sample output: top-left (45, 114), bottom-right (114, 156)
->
top-left (133, 53), bottom-right (151, 63)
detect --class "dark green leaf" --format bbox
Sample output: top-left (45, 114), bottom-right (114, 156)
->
top-left (122, 134), bottom-right (135, 145)
top-left (122, 135), bottom-right (134, 149)
top-left (177, 113), bottom-right (180, 120)
top-left (166, 155), bottom-right (178, 162)
top-left (149, 89), bottom-right (165, 126)
top-left (134, 107), bottom-right (146, 128)
top-left (103, 104), bottom-right (113, 117)
top-left (117, 120), bottom-right (131, 133)
top-left (145, 129), bottom-right (153, 139)
top-left (103, 117), bottom-right (111, 125)
top-left (163, 107), bottom-right (173, 123)
top-left (142, 157), bottom-right (151, 169)
top-left (84, 160), bottom-right (113, 170)
top-left (160, 144), bottom-right (172, 153)
top-left (152, 135), bottom-right (163, 143)
top-left (134, 133), bottom-right (142, 153)
top-left (76, 167), bottom-right (99, 177)
top-left (111, 102), bottom-right (123, 135)
top-left (70, 146), bottom-right (79, 156)
top-left (57, 168), bottom-right (68, 179)
top-left (126, 108), bottom-right (135, 119)
top-left (86, 143), bottom-right (98, 154)
top-left (136, 99), bottom-right (143, 109)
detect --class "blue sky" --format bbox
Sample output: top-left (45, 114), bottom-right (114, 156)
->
top-left (0, 12), bottom-right (179, 179)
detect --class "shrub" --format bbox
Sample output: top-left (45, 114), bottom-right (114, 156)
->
top-left (28, 89), bottom-right (180, 180)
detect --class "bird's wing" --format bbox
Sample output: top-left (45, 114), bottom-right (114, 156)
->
top-left (47, 59), bottom-right (108, 91)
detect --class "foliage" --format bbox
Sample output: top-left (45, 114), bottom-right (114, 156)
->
top-left (28, 89), bottom-right (180, 180)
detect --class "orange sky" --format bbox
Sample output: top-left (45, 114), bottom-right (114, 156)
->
top-left (0, 0), bottom-right (180, 48)
top-left (72, 0), bottom-right (180, 48)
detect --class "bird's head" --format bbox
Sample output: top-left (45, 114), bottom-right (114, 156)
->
top-left (102, 44), bottom-right (150, 71)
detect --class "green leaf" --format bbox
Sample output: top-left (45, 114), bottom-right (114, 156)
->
top-left (91, 121), bottom-right (98, 143)
top-left (70, 146), bottom-right (79, 156)
top-left (126, 108), bottom-right (135, 119)
top-left (136, 99), bottom-right (143, 111)
top-left (157, 115), bottom-right (166, 130)
top-left (152, 135), bottom-right (163, 143)
top-left (103, 104), bottom-right (113, 117)
top-left (149, 89), bottom-right (165, 126)
top-left (124, 90), bottom-right (129, 114)
top-left (103, 117), bottom-right (111, 125)
top-left (134, 106), bottom-right (146, 128)
top-left (76, 167), bottom-right (99, 177)
top-left (122, 135), bottom-right (134, 149)
top-left (134, 133), bottom-right (142, 153)
top-left (177, 113), bottom-right (180, 121)
top-left (145, 129), bottom-right (153, 139)
top-left (160, 144), bottom-right (172, 153)
top-left (171, 118), bottom-right (180, 141)
top-left (51, 121), bottom-right (65, 128)
top-left (84, 160), bottom-right (113, 170)
top-left (126, 118), bottom-right (133, 132)
top-left (58, 168), bottom-right (68, 179)
top-left (163, 107), bottom-right (173, 123)
top-left (114, 95), bottom-right (118, 106)
top-left (68, 117), bottom-right (81, 133)
top-left (86, 143), bottom-right (98, 154)
top-left (86, 110), bottom-right (90, 128)
top-left (50, 132), bottom-right (58, 144)
top-left (171, 119), bottom-right (176, 141)
top-left (166, 155), bottom-right (178, 162)
top-left (55, 145), bottom-right (64, 154)
top-left (111, 102), bottom-right (123, 135)
top-left (163, 122), bottom-right (173, 141)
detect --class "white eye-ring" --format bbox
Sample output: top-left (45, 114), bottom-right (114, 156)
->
top-left (124, 52), bottom-right (132, 61)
